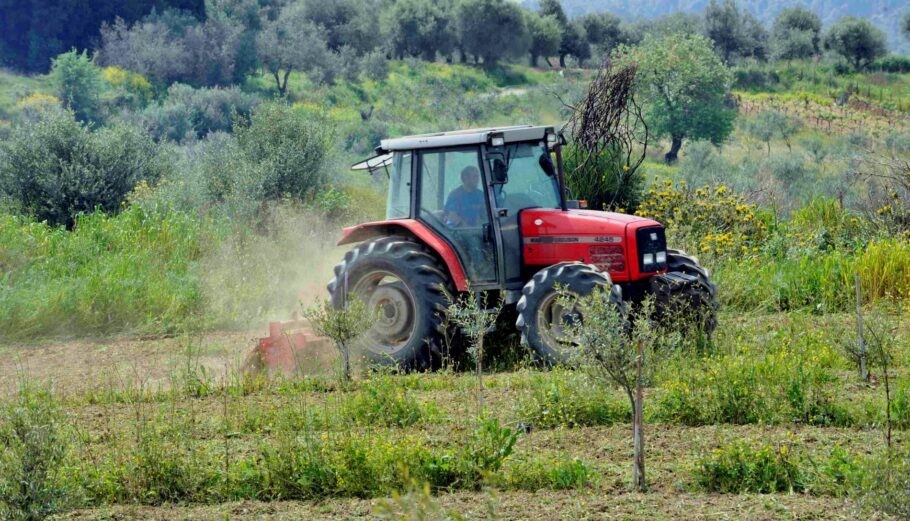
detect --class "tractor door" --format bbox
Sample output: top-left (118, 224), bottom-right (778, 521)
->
top-left (416, 146), bottom-right (498, 287)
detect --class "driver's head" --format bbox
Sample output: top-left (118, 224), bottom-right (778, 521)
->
top-left (460, 166), bottom-right (480, 190)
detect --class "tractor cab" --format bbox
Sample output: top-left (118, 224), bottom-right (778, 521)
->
top-left (337, 126), bottom-right (717, 369)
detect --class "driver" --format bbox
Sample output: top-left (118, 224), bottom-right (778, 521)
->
top-left (444, 166), bottom-right (485, 227)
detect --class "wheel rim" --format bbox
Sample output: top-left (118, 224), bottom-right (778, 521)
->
top-left (351, 270), bottom-right (416, 354)
top-left (535, 292), bottom-right (580, 355)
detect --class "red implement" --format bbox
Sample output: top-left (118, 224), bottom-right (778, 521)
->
top-left (244, 314), bottom-right (331, 375)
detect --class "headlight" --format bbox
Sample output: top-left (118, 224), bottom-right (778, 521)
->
top-left (656, 251), bottom-right (666, 264)
top-left (643, 253), bottom-right (654, 266)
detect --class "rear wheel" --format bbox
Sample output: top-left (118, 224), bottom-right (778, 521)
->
top-left (653, 249), bottom-right (718, 334)
top-left (327, 237), bottom-right (451, 370)
top-left (516, 262), bottom-right (620, 365)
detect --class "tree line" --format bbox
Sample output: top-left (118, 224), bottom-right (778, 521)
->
top-left (4, 0), bottom-right (908, 85)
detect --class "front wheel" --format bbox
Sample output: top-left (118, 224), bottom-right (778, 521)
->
top-left (327, 237), bottom-right (451, 370)
top-left (516, 263), bottom-right (621, 365)
top-left (651, 249), bottom-right (718, 335)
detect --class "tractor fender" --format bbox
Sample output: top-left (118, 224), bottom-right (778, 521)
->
top-left (337, 219), bottom-right (469, 291)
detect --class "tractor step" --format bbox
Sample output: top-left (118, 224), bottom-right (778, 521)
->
top-left (243, 314), bottom-right (333, 376)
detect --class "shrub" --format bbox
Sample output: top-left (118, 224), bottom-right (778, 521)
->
top-left (786, 198), bottom-right (870, 252)
top-left (0, 110), bottom-right (169, 228)
top-left (873, 55), bottom-right (910, 73)
top-left (563, 141), bottom-right (646, 212)
top-left (767, 152), bottom-right (810, 189)
top-left (677, 140), bottom-right (731, 187)
top-left (0, 384), bottom-right (70, 519)
top-left (497, 455), bottom-right (593, 490)
top-left (458, 417), bottom-right (519, 489)
top-left (233, 101), bottom-right (334, 202)
top-left (101, 66), bottom-right (153, 108)
top-left (343, 375), bottom-right (426, 427)
top-left (50, 50), bottom-right (104, 123)
top-left (636, 180), bottom-right (770, 259)
top-left (864, 447), bottom-right (910, 518)
top-left (134, 83), bottom-right (260, 142)
top-left (695, 439), bottom-right (804, 493)
top-left (518, 369), bottom-right (629, 428)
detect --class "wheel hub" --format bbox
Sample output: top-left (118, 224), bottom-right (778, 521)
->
top-left (368, 285), bottom-right (413, 340)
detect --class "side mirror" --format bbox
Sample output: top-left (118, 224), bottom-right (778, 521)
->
top-left (539, 153), bottom-right (556, 177)
top-left (492, 158), bottom-right (508, 184)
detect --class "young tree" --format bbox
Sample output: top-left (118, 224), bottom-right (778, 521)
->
top-left (256, 2), bottom-right (331, 94)
top-left (526, 13), bottom-right (561, 66)
top-left (456, 0), bottom-right (529, 66)
top-left (444, 292), bottom-right (502, 417)
top-left (613, 34), bottom-right (736, 163)
top-left (303, 297), bottom-right (374, 382)
top-left (770, 7), bottom-right (822, 61)
top-left (562, 290), bottom-right (657, 492)
top-left (824, 17), bottom-right (888, 71)
top-left (746, 109), bottom-right (802, 155)
top-left (50, 50), bottom-right (104, 123)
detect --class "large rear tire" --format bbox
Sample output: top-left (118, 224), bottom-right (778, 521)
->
top-left (327, 237), bottom-right (451, 370)
top-left (516, 262), bottom-right (620, 365)
top-left (656, 249), bottom-right (718, 334)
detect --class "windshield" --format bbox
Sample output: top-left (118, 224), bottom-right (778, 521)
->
top-left (489, 142), bottom-right (561, 214)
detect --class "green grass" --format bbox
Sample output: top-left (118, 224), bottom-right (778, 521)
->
top-left (0, 68), bottom-right (52, 120)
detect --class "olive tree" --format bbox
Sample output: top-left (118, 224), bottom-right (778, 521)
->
top-left (704, 0), bottom-right (768, 62)
top-left (770, 7), bottom-right (822, 61)
top-left (526, 12), bottom-right (561, 67)
top-left (823, 17), bottom-right (888, 71)
top-left (0, 110), bottom-right (167, 228)
top-left (456, 0), bottom-right (529, 66)
top-left (384, 0), bottom-right (455, 60)
top-left (256, 2), bottom-right (331, 94)
top-left (614, 34), bottom-right (736, 163)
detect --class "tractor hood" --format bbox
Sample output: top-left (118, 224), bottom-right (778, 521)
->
top-left (520, 209), bottom-right (665, 283)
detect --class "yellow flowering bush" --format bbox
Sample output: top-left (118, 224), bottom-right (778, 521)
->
top-left (101, 66), bottom-right (153, 104)
top-left (636, 179), bottom-right (769, 258)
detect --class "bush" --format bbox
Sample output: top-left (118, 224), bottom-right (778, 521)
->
top-left (133, 83), bottom-right (260, 142)
top-left (0, 110), bottom-right (169, 228)
top-left (872, 55), bottom-right (910, 73)
top-left (636, 181), bottom-right (770, 259)
top-left (677, 140), bottom-right (731, 188)
top-left (497, 455), bottom-right (593, 491)
top-left (695, 439), bottom-right (804, 493)
top-left (0, 385), bottom-right (70, 519)
top-left (233, 102), bottom-right (334, 203)
top-left (50, 49), bottom-right (104, 123)
top-left (343, 375), bottom-right (426, 427)
top-left (518, 369), bottom-right (629, 428)
top-left (563, 141), bottom-right (645, 212)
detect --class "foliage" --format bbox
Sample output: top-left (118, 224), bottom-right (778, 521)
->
top-left (456, 0), bottom-right (530, 66)
top-left (695, 439), bottom-right (804, 493)
top-left (98, 8), bottom-right (245, 88)
top-left (101, 66), bottom-right (154, 108)
top-left (526, 13), bottom-right (562, 67)
top-left (256, 4), bottom-right (332, 94)
top-left (0, 109), bottom-right (169, 228)
top-left (770, 7), bottom-right (822, 60)
top-left (50, 50), bottom-right (104, 123)
top-left (303, 296), bottom-right (374, 382)
top-left (384, 0), bottom-right (455, 61)
top-left (0, 205), bottom-right (210, 339)
top-left (563, 142), bottom-right (645, 212)
top-left (132, 83), bottom-right (260, 142)
top-left (636, 181), bottom-right (769, 259)
top-left (0, 384), bottom-right (69, 520)
top-left (517, 369), bottom-right (629, 428)
top-left (231, 101), bottom-right (334, 203)
top-left (823, 17), bottom-right (888, 71)
top-left (704, 0), bottom-right (768, 63)
top-left (613, 33), bottom-right (736, 162)
top-left (864, 447), bottom-right (910, 518)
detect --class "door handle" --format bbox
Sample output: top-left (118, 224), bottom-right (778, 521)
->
top-left (497, 208), bottom-right (509, 217)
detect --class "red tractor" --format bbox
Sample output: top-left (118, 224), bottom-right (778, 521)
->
top-left (330, 125), bottom-right (716, 368)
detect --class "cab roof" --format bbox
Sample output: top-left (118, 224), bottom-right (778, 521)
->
top-left (378, 125), bottom-right (554, 152)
